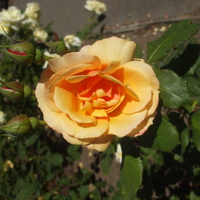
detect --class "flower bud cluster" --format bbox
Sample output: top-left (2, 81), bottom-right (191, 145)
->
top-left (0, 39), bottom-right (69, 66)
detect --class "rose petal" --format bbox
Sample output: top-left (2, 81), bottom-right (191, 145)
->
top-left (35, 83), bottom-right (62, 133)
top-left (108, 108), bottom-right (147, 137)
top-left (120, 64), bottom-right (153, 114)
top-left (80, 37), bottom-right (136, 66)
top-left (49, 52), bottom-right (102, 72)
top-left (128, 112), bottom-right (157, 137)
top-left (124, 61), bottom-right (159, 90)
top-left (59, 113), bottom-right (109, 139)
top-left (101, 60), bottom-right (120, 74)
top-left (54, 86), bottom-right (96, 124)
top-left (86, 132), bottom-right (113, 152)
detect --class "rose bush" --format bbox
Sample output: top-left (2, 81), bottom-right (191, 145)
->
top-left (35, 37), bottom-right (159, 151)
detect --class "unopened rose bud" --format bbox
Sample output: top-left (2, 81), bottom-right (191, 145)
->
top-left (0, 81), bottom-right (24, 100)
top-left (0, 115), bottom-right (31, 136)
top-left (41, 41), bottom-right (69, 55)
top-left (0, 41), bottom-right (35, 66)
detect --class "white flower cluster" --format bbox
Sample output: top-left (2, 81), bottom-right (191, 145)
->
top-left (63, 34), bottom-right (82, 49)
top-left (0, 2), bottom-right (48, 41)
top-left (84, 0), bottom-right (107, 15)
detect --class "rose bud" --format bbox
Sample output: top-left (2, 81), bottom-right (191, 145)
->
top-left (41, 41), bottom-right (69, 55)
top-left (0, 115), bottom-right (31, 137)
top-left (0, 41), bottom-right (35, 66)
top-left (0, 81), bottom-right (24, 101)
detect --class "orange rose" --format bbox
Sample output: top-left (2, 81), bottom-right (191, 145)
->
top-left (35, 37), bottom-right (159, 151)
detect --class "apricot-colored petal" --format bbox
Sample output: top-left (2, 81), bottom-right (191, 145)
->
top-left (54, 86), bottom-right (96, 124)
top-left (39, 68), bottom-right (54, 83)
top-left (99, 74), bottom-right (123, 86)
top-left (35, 83), bottom-right (62, 133)
top-left (90, 108), bottom-right (108, 117)
top-left (146, 90), bottom-right (160, 115)
top-left (48, 57), bottom-right (67, 73)
top-left (108, 108), bottom-right (147, 137)
top-left (128, 112), bottom-right (157, 137)
top-left (43, 89), bottom-right (60, 112)
top-left (59, 113), bottom-right (108, 139)
top-left (124, 61), bottom-right (159, 90)
top-left (66, 75), bottom-right (91, 83)
top-left (80, 37), bottom-right (136, 65)
top-left (48, 52), bottom-right (102, 72)
top-left (101, 60), bottom-right (120, 74)
top-left (124, 84), bottom-right (139, 101)
top-left (120, 64), bottom-right (152, 114)
top-left (86, 132), bottom-right (113, 152)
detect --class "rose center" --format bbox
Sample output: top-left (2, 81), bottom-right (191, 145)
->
top-left (77, 75), bottom-right (123, 111)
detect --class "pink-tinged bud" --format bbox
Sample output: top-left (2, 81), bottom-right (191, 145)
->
top-left (0, 81), bottom-right (24, 100)
top-left (0, 41), bottom-right (35, 66)
top-left (0, 115), bottom-right (31, 136)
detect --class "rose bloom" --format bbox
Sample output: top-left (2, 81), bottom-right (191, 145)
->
top-left (63, 34), bottom-right (82, 49)
top-left (84, 0), bottom-right (107, 15)
top-left (35, 37), bottom-right (159, 151)
top-left (24, 2), bottom-right (41, 22)
top-left (33, 26), bottom-right (48, 41)
top-left (0, 6), bottom-right (24, 31)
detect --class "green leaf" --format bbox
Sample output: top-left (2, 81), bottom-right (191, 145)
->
top-left (180, 128), bottom-right (190, 155)
top-left (146, 20), bottom-right (200, 64)
top-left (134, 44), bottom-right (143, 58)
top-left (67, 145), bottom-right (81, 161)
top-left (113, 156), bottom-right (143, 200)
top-left (100, 154), bottom-right (112, 174)
top-left (25, 134), bottom-right (39, 147)
top-left (191, 112), bottom-right (200, 151)
top-left (50, 153), bottom-right (63, 166)
top-left (184, 76), bottom-right (200, 105)
top-left (153, 118), bottom-right (180, 152)
top-left (18, 140), bottom-right (26, 159)
top-left (15, 182), bottom-right (39, 200)
top-left (78, 185), bottom-right (89, 198)
top-left (154, 69), bottom-right (191, 108)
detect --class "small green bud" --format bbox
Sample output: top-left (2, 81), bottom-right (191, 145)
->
top-left (0, 41), bottom-right (35, 66)
top-left (0, 115), bottom-right (31, 136)
top-left (29, 117), bottom-right (39, 129)
top-left (34, 48), bottom-right (51, 64)
top-left (0, 81), bottom-right (24, 101)
top-left (41, 41), bottom-right (69, 55)
top-left (23, 85), bottom-right (32, 98)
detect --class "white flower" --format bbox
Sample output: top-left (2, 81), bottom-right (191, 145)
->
top-left (0, 111), bottom-right (6, 125)
top-left (33, 26), bottom-right (48, 41)
top-left (24, 2), bottom-right (41, 22)
top-left (115, 144), bottom-right (122, 163)
top-left (63, 35), bottom-right (81, 49)
top-left (0, 6), bottom-right (24, 32)
top-left (84, 0), bottom-right (107, 15)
